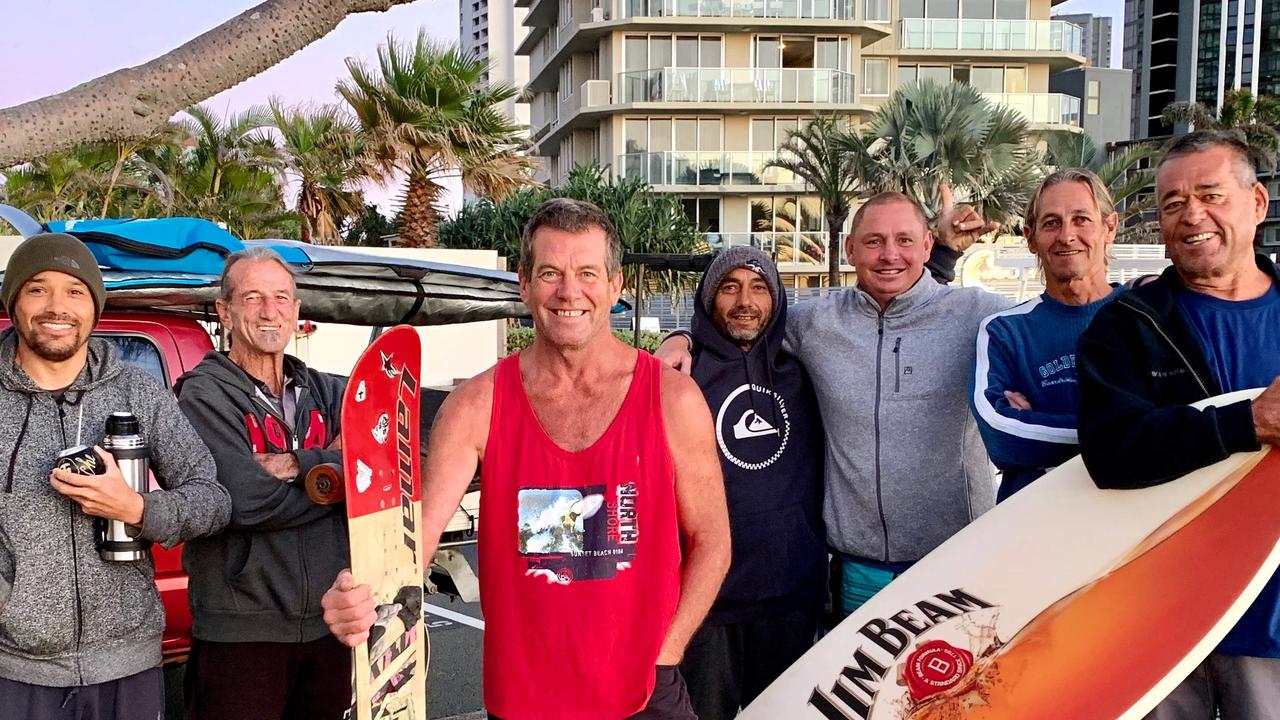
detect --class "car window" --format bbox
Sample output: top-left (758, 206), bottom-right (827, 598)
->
top-left (99, 335), bottom-right (168, 385)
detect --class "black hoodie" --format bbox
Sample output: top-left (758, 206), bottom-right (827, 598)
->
top-left (690, 265), bottom-right (827, 625)
top-left (176, 351), bottom-right (348, 643)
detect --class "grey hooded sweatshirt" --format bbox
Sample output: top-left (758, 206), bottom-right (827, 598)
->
top-left (0, 329), bottom-right (230, 687)
top-left (786, 271), bottom-right (1013, 563)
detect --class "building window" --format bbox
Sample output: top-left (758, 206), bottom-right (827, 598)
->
top-left (863, 0), bottom-right (889, 22)
top-left (863, 58), bottom-right (890, 95)
top-left (1086, 79), bottom-right (1100, 115)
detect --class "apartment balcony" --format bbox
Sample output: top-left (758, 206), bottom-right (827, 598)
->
top-left (618, 67), bottom-right (856, 105)
top-left (620, 0), bottom-right (855, 20)
top-left (703, 231), bottom-right (847, 266)
top-left (985, 92), bottom-right (1081, 127)
top-left (897, 18), bottom-right (1085, 71)
top-left (618, 151), bottom-right (805, 188)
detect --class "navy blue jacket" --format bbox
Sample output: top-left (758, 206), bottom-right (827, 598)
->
top-left (690, 269), bottom-right (826, 624)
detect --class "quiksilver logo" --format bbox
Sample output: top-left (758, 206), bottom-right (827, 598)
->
top-left (715, 383), bottom-right (790, 470)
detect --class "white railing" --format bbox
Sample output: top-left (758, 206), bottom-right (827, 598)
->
top-left (899, 18), bottom-right (1083, 54)
top-left (618, 67), bottom-right (855, 104)
top-left (620, 0), bottom-right (854, 19)
top-left (985, 92), bottom-right (1082, 126)
top-left (701, 231), bottom-right (836, 265)
top-left (617, 150), bottom-right (801, 186)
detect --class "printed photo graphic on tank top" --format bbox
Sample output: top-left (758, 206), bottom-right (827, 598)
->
top-left (517, 482), bottom-right (639, 584)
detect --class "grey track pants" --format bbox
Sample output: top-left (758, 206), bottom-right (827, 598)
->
top-left (0, 667), bottom-right (163, 720)
top-left (1145, 653), bottom-right (1280, 720)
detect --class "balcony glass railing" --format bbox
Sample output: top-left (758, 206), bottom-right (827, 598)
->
top-left (618, 67), bottom-right (855, 104)
top-left (898, 18), bottom-right (1083, 54)
top-left (702, 231), bottom-right (833, 264)
top-left (617, 151), bottom-right (803, 186)
top-left (621, 0), bottom-right (854, 19)
top-left (985, 92), bottom-right (1081, 126)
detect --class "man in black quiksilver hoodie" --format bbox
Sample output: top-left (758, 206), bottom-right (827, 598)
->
top-left (678, 246), bottom-right (826, 720)
top-left (0, 233), bottom-right (230, 719)
top-left (176, 247), bottom-right (350, 720)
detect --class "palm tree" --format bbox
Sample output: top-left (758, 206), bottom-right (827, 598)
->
top-left (339, 31), bottom-right (536, 247)
top-left (1041, 130), bottom-right (1162, 243)
top-left (267, 99), bottom-right (368, 244)
top-left (1161, 89), bottom-right (1280, 170)
top-left (767, 114), bottom-right (870, 287)
top-left (864, 81), bottom-right (1041, 228)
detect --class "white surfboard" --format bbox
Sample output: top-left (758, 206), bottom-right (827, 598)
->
top-left (741, 389), bottom-right (1279, 720)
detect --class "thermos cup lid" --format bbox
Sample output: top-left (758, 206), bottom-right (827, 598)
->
top-left (106, 412), bottom-right (140, 436)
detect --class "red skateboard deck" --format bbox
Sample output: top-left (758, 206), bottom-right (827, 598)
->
top-left (341, 326), bottom-right (427, 720)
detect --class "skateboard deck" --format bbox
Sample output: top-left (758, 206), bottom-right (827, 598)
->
top-left (341, 326), bottom-right (427, 720)
top-left (741, 388), bottom-right (1280, 720)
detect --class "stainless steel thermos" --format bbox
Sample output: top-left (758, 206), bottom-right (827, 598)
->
top-left (98, 412), bottom-right (152, 562)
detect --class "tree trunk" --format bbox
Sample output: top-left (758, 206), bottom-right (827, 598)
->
top-left (826, 211), bottom-right (846, 288)
top-left (0, 0), bottom-right (416, 167)
top-left (396, 176), bottom-right (441, 248)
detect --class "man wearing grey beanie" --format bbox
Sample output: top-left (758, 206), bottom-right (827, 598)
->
top-left (0, 233), bottom-right (231, 719)
top-left (678, 245), bottom-right (827, 719)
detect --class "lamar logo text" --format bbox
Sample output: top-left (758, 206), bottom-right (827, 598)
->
top-left (808, 589), bottom-right (993, 720)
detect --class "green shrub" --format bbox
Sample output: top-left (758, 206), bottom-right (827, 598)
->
top-left (506, 325), bottom-right (667, 354)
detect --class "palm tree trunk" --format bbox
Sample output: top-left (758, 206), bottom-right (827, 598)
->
top-left (0, 0), bottom-right (416, 167)
top-left (397, 177), bottom-right (441, 248)
top-left (826, 211), bottom-right (846, 288)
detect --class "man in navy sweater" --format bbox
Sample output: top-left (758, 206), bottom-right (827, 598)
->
top-left (971, 169), bottom-right (1125, 501)
top-left (677, 246), bottom-right (826, 720)
top-left (1077, 130), bottom-right (1280, 719)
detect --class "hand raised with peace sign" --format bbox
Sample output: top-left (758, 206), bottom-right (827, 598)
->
top-left (934, 184), bottom-right (1001, 253)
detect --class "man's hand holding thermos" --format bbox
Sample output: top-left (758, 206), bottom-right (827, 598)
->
top-left (50, 411), bottom-right (153, 561)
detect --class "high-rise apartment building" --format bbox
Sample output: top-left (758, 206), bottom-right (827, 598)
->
top-left (461, 0), bottom-right (532, 128)
top-left (518, 0), bottom-right (1086, 286)
top-left (1054, 12), bottom-right (1111, 67)
top-left (1125, 0), bottom-right (1280, 140)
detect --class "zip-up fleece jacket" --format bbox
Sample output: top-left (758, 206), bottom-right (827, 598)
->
top-left (176, 351), bottom-right (347, 643)
top-left (689, 265), bottom-right (826, 625)
top-left (1076, 255), bottom-right (1276, 489)
top-left (786, 271), bottom-right (1013, 563)
top-left (0, 329), bottom-right (229, 687)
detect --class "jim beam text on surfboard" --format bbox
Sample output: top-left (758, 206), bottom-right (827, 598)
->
top-left (368, 364), bottom-right (422, 719)
top-left (809, 589), bottom-right (993, 720)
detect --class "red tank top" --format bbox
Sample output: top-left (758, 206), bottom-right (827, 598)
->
top-left (479, 350), bottom-right (681, 720)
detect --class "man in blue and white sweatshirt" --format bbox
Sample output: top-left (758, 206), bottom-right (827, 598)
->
top-left (678, 246), bottom-right (826, 720)
top-left (971, 169), bottom-right (1125, 501)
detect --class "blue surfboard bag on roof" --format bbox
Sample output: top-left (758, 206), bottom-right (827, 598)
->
top-left (42, 217), bottom-right (308, 275)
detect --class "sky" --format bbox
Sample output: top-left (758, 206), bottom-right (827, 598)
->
top-left (1, 0), bottom-right (1124, 212)
top-left (0, 0), bottom-right (462, 215)
top-left (1053, 0), bottom-right (1124, 68)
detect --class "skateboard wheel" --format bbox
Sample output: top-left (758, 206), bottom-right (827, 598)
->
top-left (306, 463), bottom-right (345, 505)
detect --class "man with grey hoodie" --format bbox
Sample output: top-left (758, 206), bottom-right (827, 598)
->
top-left (0, 233), bottom-right (231, 719)
top-left (660, 190), bottom-right (1011, 617)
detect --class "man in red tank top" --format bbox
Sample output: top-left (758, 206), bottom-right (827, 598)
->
top-left (321, 198), bottom-right (731, 720)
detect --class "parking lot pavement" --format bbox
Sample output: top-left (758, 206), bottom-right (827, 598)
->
top-left (428, 545), bottom-right (485, 720)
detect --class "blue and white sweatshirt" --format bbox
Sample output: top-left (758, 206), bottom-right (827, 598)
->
top-left (971, 288), bottom-right (1123, 500)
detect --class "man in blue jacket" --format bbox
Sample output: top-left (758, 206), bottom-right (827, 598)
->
top-left (677, 246), bottom-right (826, 720)
top-left (1077, 130), bottom-right (1280, 719)
top-left (971, 169), bottom-right (1124, 501)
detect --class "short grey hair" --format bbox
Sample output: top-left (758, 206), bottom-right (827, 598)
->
top-left (219, 246), bottom-right (296, 301)
top-left (1158, 130), bottom-right (1259, 189)
top-left (519, 198), bottom-right (622, 278)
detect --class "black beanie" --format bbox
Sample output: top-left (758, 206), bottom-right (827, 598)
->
top-left (2, 233), bottom-right (106, 320)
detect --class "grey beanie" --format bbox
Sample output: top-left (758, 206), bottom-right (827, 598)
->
top-left (2, 233), bottom-right (106, 319)
top-left (700, 245), bottom-right (780, 315)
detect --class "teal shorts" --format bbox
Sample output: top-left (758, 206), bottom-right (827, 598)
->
top-left (838, 558), bottom-right (900, 617)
